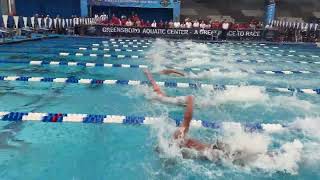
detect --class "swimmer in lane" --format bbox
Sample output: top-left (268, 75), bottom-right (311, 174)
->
top-left (172, 96), bottom-right (229, 161)
top-left (160, 69), bottom-right (185, 77)
top-left (144, 69), bottom-right (187, 106)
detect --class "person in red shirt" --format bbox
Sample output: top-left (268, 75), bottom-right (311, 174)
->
top-left (121, 17), bottom-right (127, 26)
top-left (145, 20), bottom-right (151, 27)
top-left (110, 15), bottom-right (119, 26)
top-left (158, 20), bottom-right (164, 28)
top-left (140, 19), bottom-right (145, 27)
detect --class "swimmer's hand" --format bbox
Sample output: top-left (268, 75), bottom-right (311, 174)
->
top-left (173, 127), bottom-right (186, 139)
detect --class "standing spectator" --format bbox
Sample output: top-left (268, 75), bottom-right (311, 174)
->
top-left (221, 19), bottom-right (230, 40)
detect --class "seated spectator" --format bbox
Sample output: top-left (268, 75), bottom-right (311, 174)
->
top-left (131, 14), bottom-right (140, 23)
top-left (100, 13), bottom-right (107, 21)
top-left (164, 21), bottom-right (169, 28)
top-left (145, 20), bottom-right (151, 27)
top-left (126, 19), bottom-right (133, 27)
top-left (111, 14), bottom-right (121, 26)
top-left (135, 19), bottom-right (141, 27)
top-left (174, 21), bottom-right (180, 28)
top-left (168, 20), bottom-right (174, 28)
top-left (102, 17), bottom-right (109, 25)
top-left (180, 23), bottom-right (186, 28)
top-left (140, 19), bottom-right (145, 27)
top-left (193, 20), bottom-right (200, 28)
top-left (121, 17), bottom-right (127, 26)
top-left (151, 20), bottom-right (157, 27)
top-left (199, 21), bottom-right (206, 29)
top-left (186, 21), bottom-right (192, 28)
top-left (158, 20), bottom-right (164, 28)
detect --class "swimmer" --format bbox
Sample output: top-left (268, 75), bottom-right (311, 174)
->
top-left (144, 69), bottom-right (187, 106)
top-left (160, 69), bottom-right (185, 77)
top-left (172, 96), bottom-right (230, 161)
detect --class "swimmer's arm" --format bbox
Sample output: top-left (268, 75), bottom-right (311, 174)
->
top-left (160, 69), bottom-right (185, 77)
top-left (174, 96), bottom-right (193, 139)
top-left (143, 69), bottom-right (166, 96)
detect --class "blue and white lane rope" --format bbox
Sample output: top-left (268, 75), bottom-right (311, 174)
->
top-left (0, 111), bottom-right (288, 133)
top-left (59, 52), bottom-right (144, 58)
top-left (237, 59), bottom-right (320, 65)
top-left (0, 59), bottom-right (318, 75)
top-left (61, 50), bottom-right (320, 59)
top-left (0, 75), bottom-right (319, 95)
top-left (0, 60), bottom-right (149, 69)
top-left (79, 47), bottom-right (145, 52)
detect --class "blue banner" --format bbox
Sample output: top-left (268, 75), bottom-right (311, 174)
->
top-left (265, 3), bottom-right (276, 24)
top-left (89, 0), bottom-right (177, 8)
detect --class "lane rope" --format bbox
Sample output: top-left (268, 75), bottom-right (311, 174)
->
top-left (0, 59), bottom-right (318, 75)
top-left (0, 111), bottom-right (289, 133)
top-left (0, 75), bottom-right (319, 95)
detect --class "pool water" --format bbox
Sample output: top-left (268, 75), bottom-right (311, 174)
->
top-left (0, 37), bottom-right (319, 179)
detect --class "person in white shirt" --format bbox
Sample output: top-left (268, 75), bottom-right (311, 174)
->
top-left (186, 21), bottom-right (192, 28)
top-left (199, 21), bottom-right (206, 29)
top-left (151, 20), bottom-right (157, 27)
top-left (193, 20), bottom-right (200, 28)
top-left (222, 20), bottom-right (230, 30)
top-left (173, 21), bottom-right (180, 28)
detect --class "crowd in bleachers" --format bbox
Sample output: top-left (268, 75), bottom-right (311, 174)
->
top-left (1, 12), bottom-right (320, 42)
top-left (93, 13), bottom-right (264, 30)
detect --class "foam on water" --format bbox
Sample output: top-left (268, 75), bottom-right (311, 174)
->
top-left (289, 117), bottom-right (320, 138)
top-left (150, 116), bottom-right (311, 175)
top-left (188, 68), bottom-right (248, 79)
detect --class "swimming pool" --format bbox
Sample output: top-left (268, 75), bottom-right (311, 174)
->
top-left (0, 37), bottom-right (319, 179)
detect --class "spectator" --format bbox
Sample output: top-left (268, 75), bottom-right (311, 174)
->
top-left (121, 17), bottom-right (127, 26)
top-left (125, 19), bottom-right (133, 27)
top-left (180, 22), bottom-right (186, 28)
top-left (186, 21), bottom-right (192, 28)
top-left (135, 19), bottom-right (141, 27)
top-left (164, 21), bottom-right (169, 28)
top-left (111, 15), bottom-right (121, 26)
top-left (158, 20), bottom-right (164, 28)
top-left (151, 20), bottom-right (157, 27)
top-left (168, 20), bottom-right (174, 28)
top-left (173, 21), bottom-right (180, 28)
top-left (193, 20), bottom-right (200, 28)
top-left (221, 19), bottom-right (230, 30)
top-left (145, 20), bottom-right (151, 27)
top-left (199, 21), bottom-right (206, 29)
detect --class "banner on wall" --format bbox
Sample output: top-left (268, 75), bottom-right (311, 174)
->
top-left (88, 0), bottom-right (178, 8)
top-left (78, 25), bottom-right (265, 40)
top-left (265, 0), bottom-right (276, 24)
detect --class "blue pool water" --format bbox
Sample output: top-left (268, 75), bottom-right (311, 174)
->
top-left (0, 37), bottom-right (319, 179)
